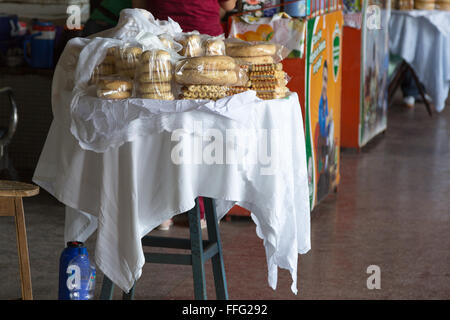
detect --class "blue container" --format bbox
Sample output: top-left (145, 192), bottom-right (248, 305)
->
top-left (58, 241), bottom-right (95, 300)
top-left (23, 21), bottom-right (55, 68)
top-left (0, 14), bottom-right (19, 55)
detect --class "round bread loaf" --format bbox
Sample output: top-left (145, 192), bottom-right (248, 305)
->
top-left (175, 69), bottom-right (237, 85)
top-left (139, 82), bottom-right (172, 94)
top-left (97, 89), bottom-right (131, 99)
top-left (234, 55), bottom-right (274, 65)
top-left (102, 55), bottom-right (116, 64)
top-left (94, 64), bottom-right (115, 75)
top-left (141, 50), bottom-right (171, 62)
top-left (227, 44), bottom-right (277, 57)
top-left (139, 72), bottom-right (173, 82)
top-left (98, 79), bottom-right (133, 91)
top-left (179, 34), bottom-right (203, 57)
top-left (204, 39), bottom-right (225, 56)
top-left (176, 55), bottom-right (236, 71)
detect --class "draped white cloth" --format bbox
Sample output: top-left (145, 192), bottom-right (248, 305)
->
top-left (389, 10), bottom-right (450, 112)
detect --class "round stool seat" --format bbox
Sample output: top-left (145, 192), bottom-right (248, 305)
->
top-left (0, 180), bottom-right (39, 198)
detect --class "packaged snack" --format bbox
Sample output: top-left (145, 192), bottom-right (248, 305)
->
top-left (179, 84), bottom-right (229, 100)
top-left (96, 78), bottom-right (133, 99)
top-left (114, 45), bottom-right (143, 78)
top-left (90, 46), bottom-right (117, 84)
top-left (158, 34), bottom-right (183, 52)
top-left (136, 49), bottom-right (175, 100)
top-left (177, 33), bottom-right (204, 57)
top-left (204, 38), bottom-right (226, 56)
top-left (174, 55), bottom-right (239, 86)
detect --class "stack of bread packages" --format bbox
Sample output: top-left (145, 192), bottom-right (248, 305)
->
top-left (93, 46), bottom-right (134, 100)
top-left (90, 47), bottom-right (117, 84)
top-left (175, 55), bottom-right (239, 100)
top-left (136, 49), bottom-right (175, 100)
top-left (96, 78), bottom-right (133, 99)
top-left (227, 43), bottom-right (289, 100)
top-left (114, 46), bottom-right (143, 79)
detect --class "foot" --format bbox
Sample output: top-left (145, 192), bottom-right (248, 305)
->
top-left (201, 218), bottom-right (207, 229)
top-left (157, 219), bottom-right (173, 231)
top-left (403, 96), bottom-right (415, 108)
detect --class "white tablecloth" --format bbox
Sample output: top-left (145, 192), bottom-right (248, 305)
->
top-left (33, 92), bottom-right (311, 295)
top-left (389, 10), bottom-right (450, 112)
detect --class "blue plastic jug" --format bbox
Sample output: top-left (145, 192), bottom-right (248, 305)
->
top-left (23, 21), bottom-right (55, 68)
top-left (58, 241), bottom-right (96, 300)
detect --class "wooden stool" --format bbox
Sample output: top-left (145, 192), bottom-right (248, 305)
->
top-left (100, 197), bottom-right (228, 300)
top-left (0, 180), bottom-right (39, 300)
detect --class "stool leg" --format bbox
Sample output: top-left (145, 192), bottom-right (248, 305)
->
top-left (122, 283), bottom-right (136, 300)
top-left (13, 197), bottom-right (33, 300)
top-left (100, 275), bottom-right (115, 300)
top-left (203, 198), bottom-right (228, 300)
top-left (188, 200), bottom-right (207, 300)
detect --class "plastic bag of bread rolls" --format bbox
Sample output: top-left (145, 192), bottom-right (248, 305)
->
top-left (175, 55), bottom-right (243, 101)
top-left (176, 32), bottom-right (205, 57)
top-left (114, 44), bottom-right (143, 79)
top-left (136, 49), bottom-right (175, 100)
top-left (174, 55), bottom-right (239, 86)
top-left (225, 40), bottom-right (288, 65)
top-left (90, 46), bottom-right (117, 84)
top-left (96, 77), bottom-right (133, 99)
top-left (203, 36), bottom-right (226, 56)
top-left (158, 34), bottom-right (183, 53)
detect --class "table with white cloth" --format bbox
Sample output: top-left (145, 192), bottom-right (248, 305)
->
top-left (32, 38), bottom-right (311, 295)
top-left (389, 10), bottom-right (450, 112)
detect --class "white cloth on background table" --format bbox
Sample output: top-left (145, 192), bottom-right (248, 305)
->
top-left (389, 10), bottom-right (450, 112)
top-left (32, 9), bottom-right (311, 294)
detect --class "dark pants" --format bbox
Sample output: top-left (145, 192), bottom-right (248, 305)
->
top-left (401, 68), bottom-right (426, 99)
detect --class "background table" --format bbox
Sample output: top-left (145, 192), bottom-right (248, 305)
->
top-left (389, 10), bottom-right (450, 112)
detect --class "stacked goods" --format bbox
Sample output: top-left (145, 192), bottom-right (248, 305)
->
top-left (397, 0), bottom-right (414, 9)
top-left (175, 56), bottom-right (238, 100)
top-left (178, 34), bottom-right (204, 57)
top-left (91, 47), bottom-right (117, 83)
top-left (96, 78), bottom-right (133, 99)
top-left (114, 46), bottom-right (143, 78)
top-left (414, 0), bottom-right (435, 9)
top-left (226, 43), bottom-right (276, 66)
top-left (435, 0), bottom-right (450, 10)
top-left (203, 38), bottom-right (226, 56)
top-left (137, 50), bottom-right (174, 100)
top-left (227, 43), bottom-right (289, 100)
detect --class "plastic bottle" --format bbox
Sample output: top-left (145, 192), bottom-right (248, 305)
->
top-left (58, 241), bottom-right (96, 300)
top-left (66, 253), bottom-right (96, 300)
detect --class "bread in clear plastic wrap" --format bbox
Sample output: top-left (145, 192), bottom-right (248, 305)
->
top-left (177, 32), bottom-right (205, 57)
top-left (174, 55), bottom-right (239, 86)
top-left (114, 45), bottom-right (143, 79)
top-left (225, 39), bottom-right (290, 100)
top-left (203, 37), bottom-right (226, 56)
top-left (136, 49), bottom-right (175, 100)
top-left (179, 84), bottom-right (229, 100)
top-left (96, 77), bottom-right (133, 99)
top-left (225, 39), bottom-right (288, 65)
top-left (90, 46), bottom-right (117, 84)
top-left (158, 34), bottom-right (183, 53)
